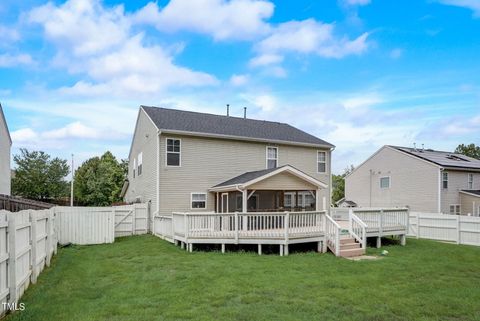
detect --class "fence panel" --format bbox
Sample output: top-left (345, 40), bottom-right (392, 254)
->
top-left (114, 204), bottom-right (149, 237)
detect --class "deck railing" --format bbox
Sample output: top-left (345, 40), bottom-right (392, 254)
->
top-left (325, 214), bottom-right (341, 256)
top-left (349, 213), bottom-right (367, 249)
top-left (172, 211), bottom-right (326, 243)
top-left (352, 208), bottom-right (409, 235)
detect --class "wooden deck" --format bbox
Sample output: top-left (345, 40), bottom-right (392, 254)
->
top-left (159, 208), bottom-right (409, 256)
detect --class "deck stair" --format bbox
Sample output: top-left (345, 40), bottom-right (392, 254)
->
top-left (339, 237), bottom-right (365, 258)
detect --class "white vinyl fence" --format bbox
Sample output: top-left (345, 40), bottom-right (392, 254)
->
top-left (0, 209), bottom-right (57, 316)
top-left (408, 212), bottom-right (480, 246)
top-left (55, 204), bottom-right (149, 245)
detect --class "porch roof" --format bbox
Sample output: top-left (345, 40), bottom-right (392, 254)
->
top-left (209, 165), bottom-right (328, 192)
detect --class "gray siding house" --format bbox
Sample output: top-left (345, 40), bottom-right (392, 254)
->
top-left (124, 106), bottom-right (334, 217)
top-left (345, 145), bottom-right (480, 215)
top-left (0, 104), bottom-right (11, 195)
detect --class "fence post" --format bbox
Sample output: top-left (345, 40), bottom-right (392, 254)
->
top-left (45, 209), bottom-right (52, 267)
top-left (30, 210), bottom-right (38, 284)
top-left (53, 207), bottom-right (58, 255)
top-left (456, 215), bottom-right (461, 245)
top-left (7, 212), bottom-right (17, 306)
top-left (132, 205), bottom-right (137, 235)
top-left (416, 212), bottom-right (420, 239)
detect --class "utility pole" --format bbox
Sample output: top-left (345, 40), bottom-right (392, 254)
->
top-left (70, 154), bottom-right (74, 207)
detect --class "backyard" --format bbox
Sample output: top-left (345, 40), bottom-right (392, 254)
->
top-left (6, 235), bottom-right (480, 321)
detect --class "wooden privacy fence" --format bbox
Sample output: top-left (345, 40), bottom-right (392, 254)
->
top-left (0, 209), bottom-right (57, 316)
top-left (0, 195), bottom-right (54, 212)
top-left (55, 204), bottom-right (149, 245)
top-left (408, 212), bottom-right (480, 246)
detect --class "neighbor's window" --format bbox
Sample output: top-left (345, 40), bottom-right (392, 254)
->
top-left (317, 151), bottom-right (326, 173)
top-left (443, 172), bottom-right (448, 189)
top-left (133, 158), bottom-right (136, 178)
top-left (380, 177), bottom-right (390, 189)
top-left (449, 204), bottom-right (460, 215)
top-left (468, 173), bottom-right (474, 189)
top-left (137, 152), bottom-right (143, 176)
top-left (266, 146), bottom-right (278, 169)
top-left (191, 193), bottom-right (207, 209)
top-left (166, 138), bottom-right (181, 166)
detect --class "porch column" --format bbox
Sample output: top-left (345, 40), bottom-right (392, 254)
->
top-left (242, 189), bottom-right (247, 213)
top-left (316, 189), bottom-right (321, 211)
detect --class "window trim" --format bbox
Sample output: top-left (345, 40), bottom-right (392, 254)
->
top-left (449, 204), bottom-right (461, 215)
top-left (317, 151), bottom-right (327, 174)
top-left (380, 176), bottom-right (391, 189)
top-left (266, 146), bottom-right (278, 169)
top-left (468, 173), bottom-right (474, 190)
top-left (165, 137), bottom-right (181, 167)
top-left (137, 152), bottom-right (143, 176)
top-left (442, 172), bottom-right (448, 189)
top-left (190, 192), bottom-right (207, 209)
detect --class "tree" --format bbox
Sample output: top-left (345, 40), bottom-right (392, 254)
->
top-left (12, 149), bottom-right (69, 200)
top-left (455, 144), bottom-right (480, 160)
top-left (332, 165), bottom-right (354, 205)
top-left (74, 151), bottom-right (127, 206)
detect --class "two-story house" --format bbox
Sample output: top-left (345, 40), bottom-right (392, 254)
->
top-left (345, 145), bottom-right (480, 215)
top-left (0, 104), bottom-right (11, 195)
top-left (124, 106), bottom-right (335, 217)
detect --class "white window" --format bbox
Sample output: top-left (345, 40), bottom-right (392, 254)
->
top-left (317, 151), bottom-right (326, 173)
top-left (380, 177), bottom-right (390, 189)
top-left (133, 158), bottom-right (136, 178)
top-left (137, 152), bottom-right (143, 176)
top-left (266, 146), bottom-right (278, 169)
top-left (166, 138), bottom-right (181, 166)
top-left (191, 193), bottom-right (207, 209)
top-left (449, 204), bottom-right (460, 215)
top-left (442, 172), bottom-right (448, 189)
top-left (468, 173), bottom-right (473, 189)
top-left (284, 193), bottom-right (294, 207)
top-left (235, 194), bottom-right (243, 211)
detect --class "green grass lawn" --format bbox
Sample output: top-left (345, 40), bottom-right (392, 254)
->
top-left (6, 235), bottom-right (480, 321)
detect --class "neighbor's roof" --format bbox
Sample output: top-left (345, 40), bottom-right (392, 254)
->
top-left (389, 146), bottom-right (480, 170)
top-left (0, 104), bottom-right (12, 145)
top-left (141, 106), bottom-right (334, 147)
top-left (213, 166), bottom-right (283, 188)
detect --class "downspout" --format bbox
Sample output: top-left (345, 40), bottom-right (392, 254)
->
top-left (329, 147), bottom-right (335, 213)
top-left (156, 130), bottom-right (161, 216)
top-left (438, 168), bottom-right (443, 213)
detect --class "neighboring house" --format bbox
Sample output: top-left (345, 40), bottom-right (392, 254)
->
top-left (335, 198), bottom-right (357, 208)
top-left (0, 104), bottom-right (11, 196)
top-left (124, 106), bottom-right (334, 217)
top-left (345, 145), bottom-right (480, 215)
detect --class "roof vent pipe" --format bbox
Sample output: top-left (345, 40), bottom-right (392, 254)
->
top-left (226, 104), bottom-right (230, 117)
top-left (243, 107), bottom-right (247, 119)
top-left (413, 142), bottom-right (417, 151)
top-left (422, 144), bottom-right (425, 152)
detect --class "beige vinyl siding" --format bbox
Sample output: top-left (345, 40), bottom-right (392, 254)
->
top-left (158, 134), bottom-right (331, 215)
top-left (345, 146), bottom-right (440, 212)
top-left (249, 172), bottom-right (317, 190)
top-left (441, 171), bottom-right (480, 214)
top-left (459, 192), bottom-right (480, 216)
top-left (125, 110), bottom-right (158, 213)
top-left (0, 113), bottom-right (10, 195)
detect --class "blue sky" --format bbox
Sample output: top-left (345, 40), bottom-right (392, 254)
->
top-left (0, 0), bottom-right (479, 174)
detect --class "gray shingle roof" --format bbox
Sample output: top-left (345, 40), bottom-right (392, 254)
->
top-left (390, 146), bottom-right (480, 170)
top-left (142, 106), bottom-right (334, 147)
top-left (461, 190), bottom-right (480, 196)
top-left (213, 166), bottom-right (285, 188)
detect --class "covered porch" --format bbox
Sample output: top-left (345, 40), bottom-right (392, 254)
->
top-left (209, 165), bottom-right (328, 213)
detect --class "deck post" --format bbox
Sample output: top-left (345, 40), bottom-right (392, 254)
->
top-left (180, 242), bottom-right (185, 249)
top-left (379, 209), bottom-right (384, 238)
top-left (376, 237), bottom-right (381, 248)
top-left (400, 234), bottom-right (406, 246)
top-left (284, 244), bottom-right (289, 256)
top-left (221, 244), bottom-right (225, 253)
top-left (322, 240), bottom-right (327, 253)
top-left (188, 243), bottom-right (193, 253)
top-left (280, 244), bottom-right (284, 256)
top-left (258, 244), bottom-right (262, 255)
top-left (317, 241), bottom-right (322, 253)
top-left (234, 212), bottom-right (239, 244)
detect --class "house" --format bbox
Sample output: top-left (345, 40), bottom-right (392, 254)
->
top-left (0, 104), bottom-right (11, 195)
top-left (124, 106), bottom-right (335, 217)
top-left (345, 145), bottom-right (480, 215)
top-left (335, 198), bottom-right (357, 208)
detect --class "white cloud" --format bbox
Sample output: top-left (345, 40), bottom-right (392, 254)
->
top-left (251, 94), bottom-right (277, 112)
top-left (0, 53), bottom-right (33, 67)
top-left (132, 0), bottom-right (274, 41)
top-left (253, 19), bottom-right (369, 64)
top-left (0, 25), bottom-right (20, 42)
top-left (28, 0), bottom-right (217, 97)
top-left (229, 74), bottom-right (249, 86)
top-left (11, 128), bottom-right (37, 143)
top-left (249, 53), bottom-right (284, 67)
top-left (438, 0), bottom-right (480, 17)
